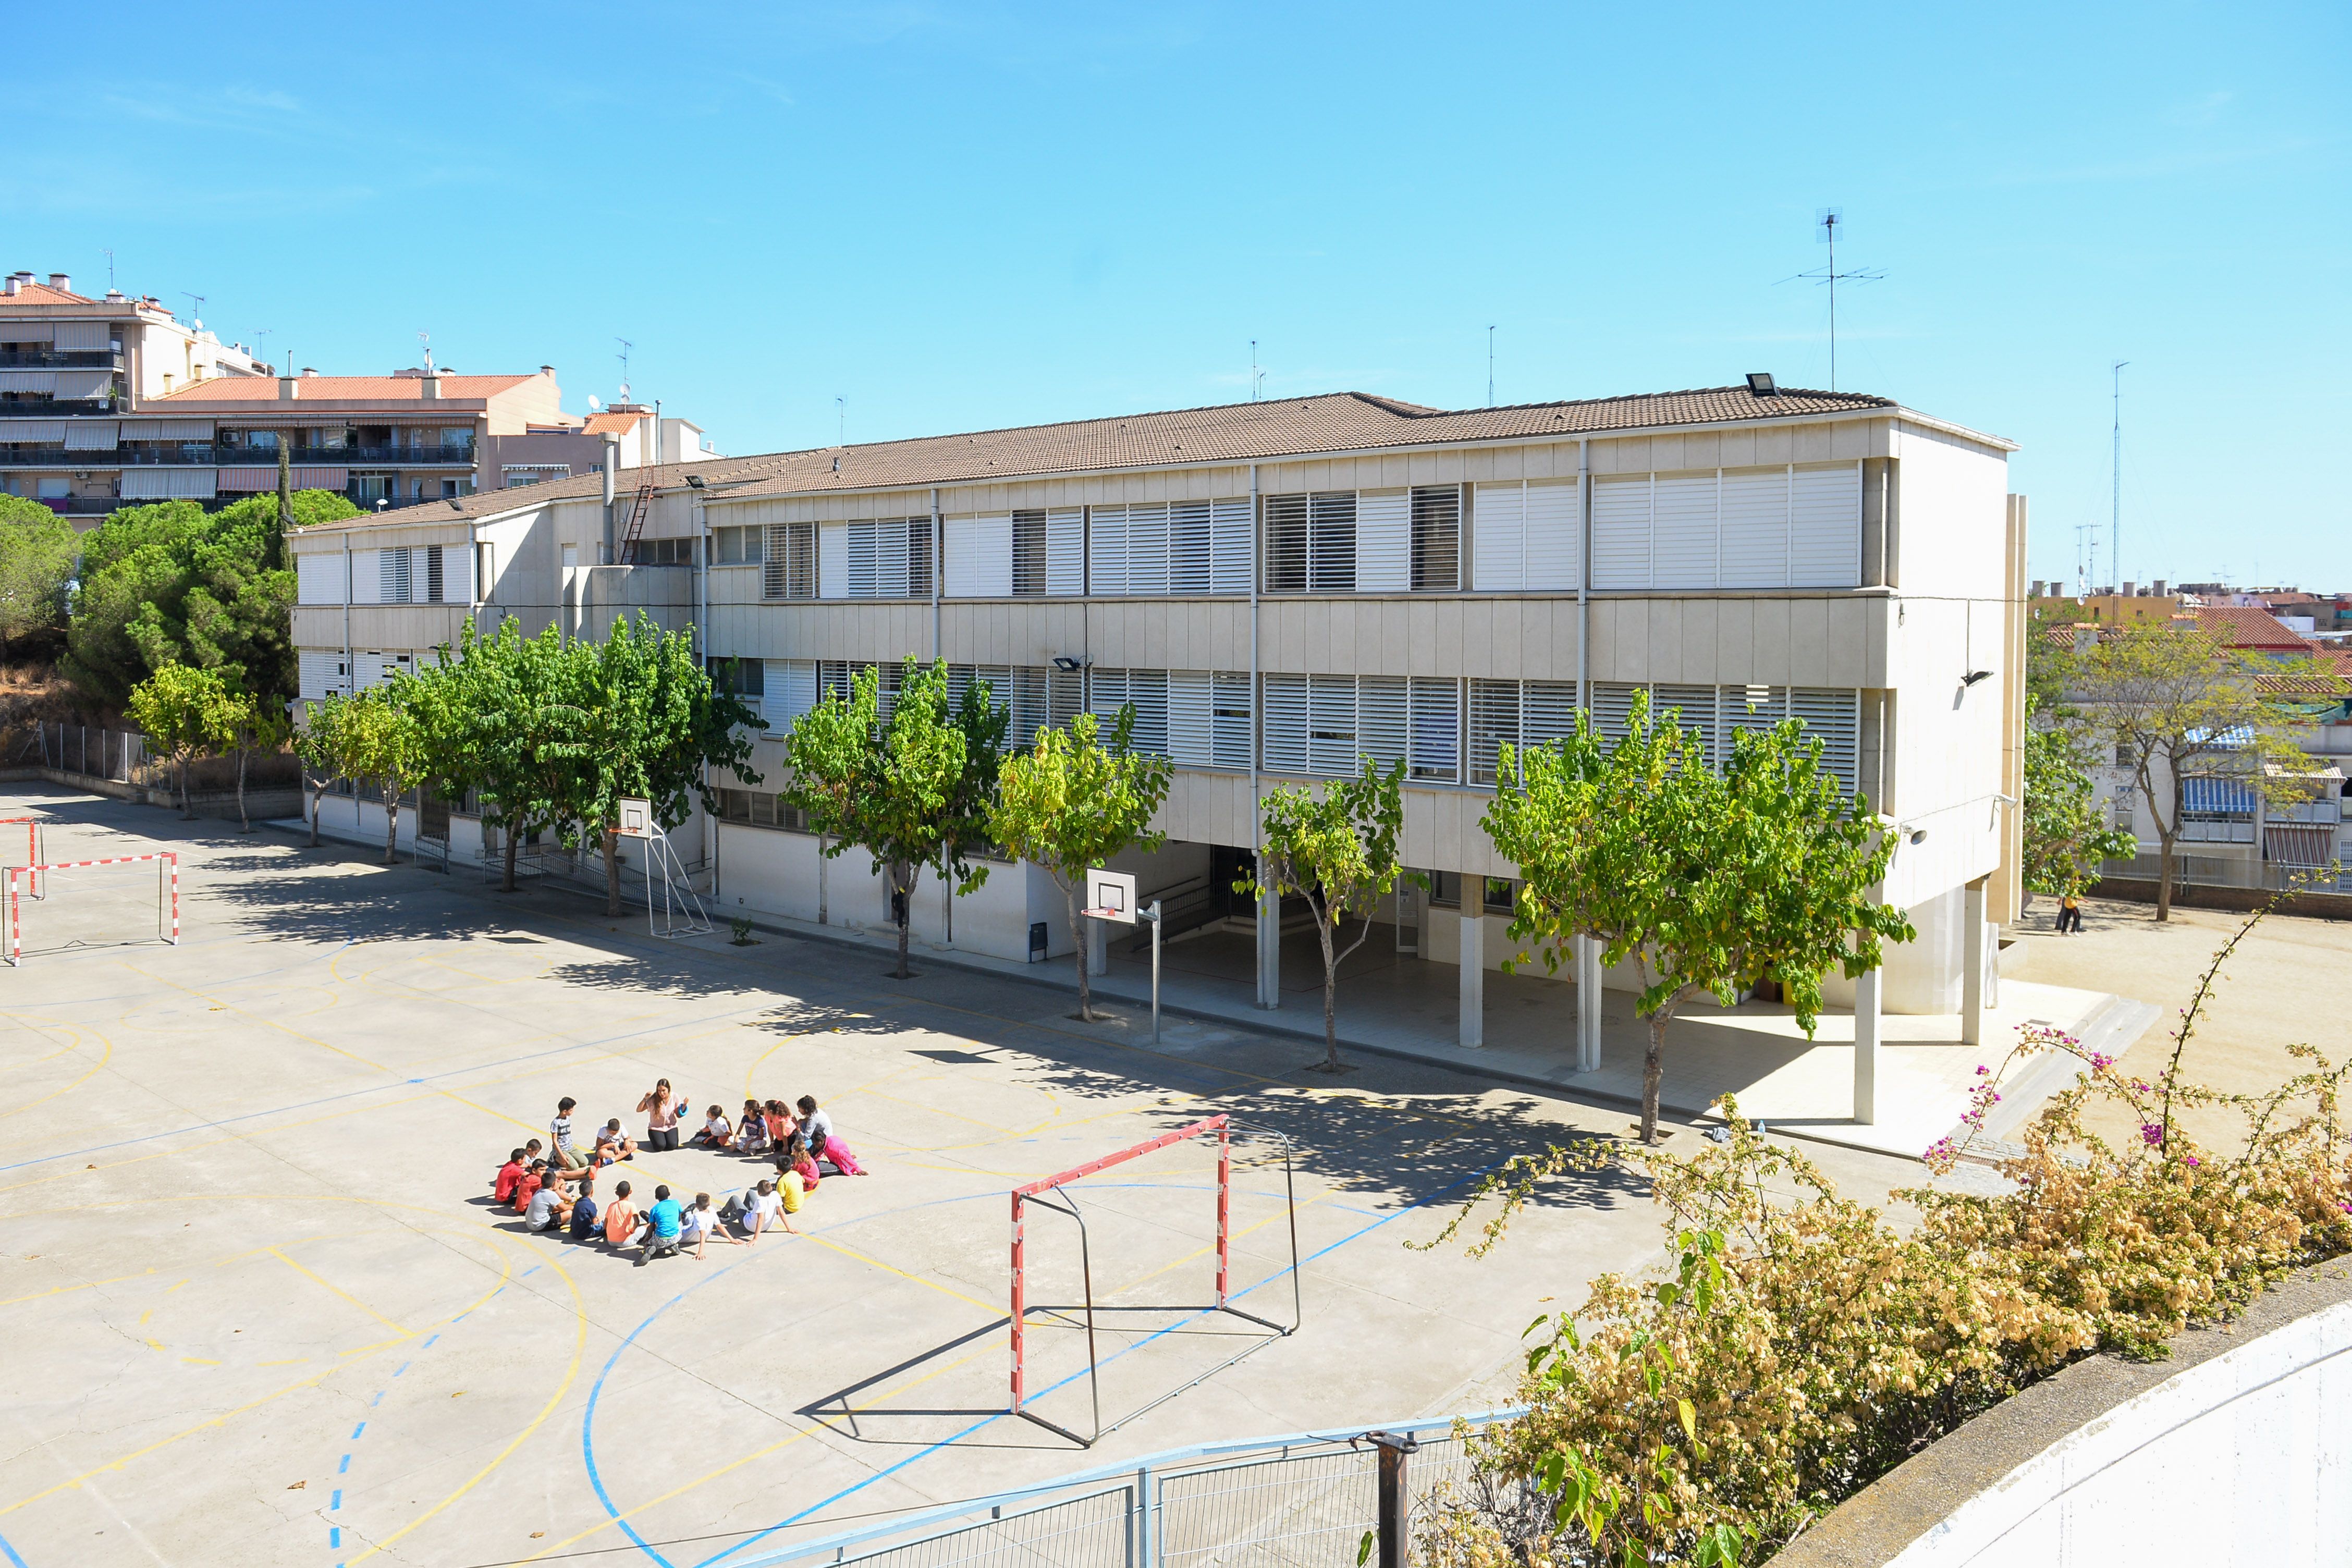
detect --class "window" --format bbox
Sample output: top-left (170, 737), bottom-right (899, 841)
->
top-left (424, 544), bottom-right (444, 603)
top-left (847, 516), bottom-right (931, 597)
top-left (1590, 464), bottom-right (1862, 591)
top-left (1085, 668), bottom-right (1168, 755)
top-left (1261, 673), bottom-right (1457, 781)
top-left (1013, 510), bottom-right (1048, 596)
top-left (715, 525), bottom-right (765, 565)
top-left (717, 788), bottom-right (813, 832)
top-left (1471, 479), bottom-right (1581, 591)
top-left (1409, 485), bottom-right (1461, 591)
top-left (1263, 492), bottom-right (1357, 593)
top-left (1427, 873), bottom-right (1516, 912)
top-left (1467, 680), bottom-right (1579, 785)
top-left (1582, 682), bottom-right (1863, 792)
top-left (638, 536), bottom-right (697, 567)
top-left (763, 522), bottom-right (816, 599)
top-left (475, 542), bottom-right (496, 601)
top-left (948, 663), bottom-right (1083, 747)
top-left (707, 656), bottom-right (765, 699)
top-left (380, 547), bottom-right (412, 604)
top-left (1167, 669), bottom-right (1254, 769)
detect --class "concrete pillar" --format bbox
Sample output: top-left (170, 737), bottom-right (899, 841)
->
top-left (1459, 911), bottom-right (1485, 1047)
top-left (1961, 877), bottom-right (1989, 1045)
top-left (1086, 915), bottom-right (1108, 977)
top-left (1574, 933), bottom-right (1602, 1073)
top-left (1255, 885), bottom-right (1280, 1009)
top-left (1854, 965), bottom-right (1880, 1124)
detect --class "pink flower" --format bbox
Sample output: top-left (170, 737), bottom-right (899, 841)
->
top-left (2141, 1123), bottom-right (2165, 1147)
top-left (1975, 1064), bottom-right (1991, 1076)
top-left (2088, 1052), bottom-right (2115, 1070)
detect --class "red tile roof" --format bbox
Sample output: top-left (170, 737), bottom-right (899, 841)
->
top-left (581, 411), bottom-right (648, 435)
top-left (0, 281), bottom-right (92, 306)
top-left (155, 374), bottom-right (538, 403)
top-left (2196, 606), bottom-right (2319, 654)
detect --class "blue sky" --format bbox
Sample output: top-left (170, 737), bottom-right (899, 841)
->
top-left (8, 3), bottom-right (2345, 589)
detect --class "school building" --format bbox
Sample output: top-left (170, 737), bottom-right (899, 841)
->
top-left (284, 379), bottom-right (2028, 1096)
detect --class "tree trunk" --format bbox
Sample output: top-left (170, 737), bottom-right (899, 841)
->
top-left (1067, 880), bottom-right (1093, 1021)
top-left (1316, 911), bottom-right (1342, 1072)
top-left (502, 820), bottom-right (520, 892)
top-left (179, 757), bottom-right (192, 819)
top-left (236, 746), bottom-right (251, 832)
top-left (383, 786), bottom-right (399, 865)
top-left (2154, 828), bottom-right (2175, 922)
top-left (306, 770), bottom-right (320, 846)
top-left (604, 826), bottom-right (621, 916)
top-left (891, 862), bottom-right (916, 979)
top-left (1640, 1009), bottom-right (1672, 1144)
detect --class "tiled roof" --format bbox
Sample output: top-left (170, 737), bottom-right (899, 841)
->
top-left (0, 281), bottom-right (92, 306)
top-left (287, 450), bottom-right (812, 534)
top-left (581, 411), bottom-right (647, 435)
top-left (715, 386), bottom-right (1924, 500)
top-left (156, 374), bottom-right (538, 403)
top-left (2256, 671), bottom-right (2352, 697)
top-left (287, 383), bottom-right (1975, 535)
top-left (2196, 606), bottom-right (2318, 654)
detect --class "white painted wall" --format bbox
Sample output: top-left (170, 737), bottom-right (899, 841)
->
top-left (1886, 1295), bottom-right (2352, 1567)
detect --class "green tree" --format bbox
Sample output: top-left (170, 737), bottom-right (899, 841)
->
top-left (222, 689), bottom-right (292, 835)
top-left (1482, 695), bottom-right (1912, 1144)
top-left (2022, 696), bottom-right (2139, 900)
top-left (292, 692), bottom-right (351, 848)
top-left (0, 497), bottom-right (79, 656)
top-left (336, 687), bottom-right (428, 865)
top-left (2060, 622), bottom-right (2316, 920)
top-left (401, 617), bottom-right (594, 892)
top-left (580, 613), bottom-right (762, 916)
top-left (126, 663), bottom-right (239, 819)
top-left (62, 491), bottom-right (358, 710)
top-left (987, 706), bottom-right (1172, 1021)
top-left (1239, 758), bottom-right (1413, 1073)
top-left (783, 658), bottom-right (996, 978)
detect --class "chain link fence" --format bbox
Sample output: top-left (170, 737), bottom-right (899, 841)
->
top-left (732, 1411), bottom-right (1517, 1568)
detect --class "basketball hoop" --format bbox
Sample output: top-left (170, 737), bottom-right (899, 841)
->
top-left (616, 798), bottom-right (654, 839)
top-left (1083, 868), bottom-right (1136, 925)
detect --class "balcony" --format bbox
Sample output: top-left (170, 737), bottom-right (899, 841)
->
top-left (0, 398), bottom-right (118, 418)
top-left (0, 350), bottom-right (121, 370)
top-left (220, 445), bottom-right (477, 466)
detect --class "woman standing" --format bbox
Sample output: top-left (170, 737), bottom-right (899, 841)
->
top-left (638, 1078), bottom-right (687, 1152)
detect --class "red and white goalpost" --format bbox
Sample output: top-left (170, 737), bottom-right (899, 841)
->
top-left (0, 818), bottom-right (47, 901)
top-left (6, 852), bottom-right (179, 966)
top-left (1009, 1111), bottom-right (1301, 1447)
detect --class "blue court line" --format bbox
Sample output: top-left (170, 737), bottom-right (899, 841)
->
top-left (0, 1526), bottom-right (29, 1567)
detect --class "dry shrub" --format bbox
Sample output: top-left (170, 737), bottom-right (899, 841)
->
top-left (1417, 903), bottom-right (2352, 1567)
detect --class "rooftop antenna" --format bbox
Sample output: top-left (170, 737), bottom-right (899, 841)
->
top-left (181, 292), bottom-right (205, 328)
top-left (418, 329), bottom-right (433, 375)
top-left (1777, 209), bottom-right (1883, 392)
top-left (102, 248), bottom-right (115, 291)
top-left (254, 327), bottom-right (274, 372)
top-left (2073, 521), bottom-right (2098, 597)
top-left (836, 395), bottom-right (846, 446)
top-left (1487, 325), bottom-right (1496, 407)
top-left (1250, 339), bottom-right (1261, 401)
top-left (2111, 360), bottom-right (2129, 590)
top-left (615, 337), bottom-right (633, 400)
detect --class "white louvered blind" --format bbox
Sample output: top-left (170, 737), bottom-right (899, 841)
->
top-left (1576, 682), bottom-right (1860, 792)
top-left (1086, 668), bottom-right (1169, 755)
top-left (944, 514), bottom-right (1013, 598)
top-left (1652, 474), bottom-right (1718, 589)
top-left (1310, 492), bottom-right (1356, 592)
top-left (763, 523), bottom-right (816, 599)
top-left (1167, 670), bottom-right (1252, 769)
top-left (1046, 507), bottom-right (1083, 595)
top-left (1211, 498), bottom-right (1252, 593)
top-left (1410, 485), bottom-right (1461, 591)
top-left (1790, 463), bottom-right (1863, 587)
top-left (1467, 680), bottom-right (1518, 787)
top-left (1472, 479), bottom-right (1581, 591)
top-left (1259, 673), bottom-right (1456, 781)
top-left (296, 552), bottom-right (347, 606)
top-left (763, 660), bottom-right (818, 736)
top-left (846, 518), bottom-right (929, 598)
top-left (1472, 483), bottom-right (1522, 590)
top-left (816, 522), bottom-right (849, 599)
top-left (298, 651), bottom-right (351, 703)
top-left (1719, 468), bottom-right (1790, 589)
top-left (1591, 476), bottom-right (1651, 589)
top-left (1791, 688), bottom-right (1861, 792)
top-left (1356, 489), bottom-right (1408, 592)
top-left (379, 547), bottom-right (412, 604)
top-left (1261, 673), bottom-right (1308, 773)
top-left (1409, 678), bottom-right (1460, 782)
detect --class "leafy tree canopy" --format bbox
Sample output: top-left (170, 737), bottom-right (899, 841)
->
top-left (127, 662), bottom-right (241, 818)
top-left (0, 498), bottom-right (80, 653)
top-left (2022, 695), bottom-right (2139, 899)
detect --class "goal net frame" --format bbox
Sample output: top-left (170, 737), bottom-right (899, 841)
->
top-left (1009, 1112), bottom-right (1301, 1448)
top-left (7, 852), bottom-right (179, 966)
top-left (0, 818), bottom-right (47, 901)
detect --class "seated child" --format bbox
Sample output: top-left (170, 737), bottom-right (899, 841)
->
top-left (797, 1095), bottom-right (866, 1175)
top-left (764, 1099), bottom-right (795, 1146)
top-left (511, 1159), bottom-right (548, 1214)
top-left (694, 1104), bottom-right (732, 1149)
top-left (733, 1099), bottom-right (770, 1155)
top-left (679, 1192), bottom-right (742, 1259)
top-left (492, 1147), bottom-right (527, 1204)
top-left (594, 1120), bottom-right (635, 1165)
top-left (776, 1133), bottom-right (820, 1195)
top-left (602, 1179), bottom-right (641, 1247)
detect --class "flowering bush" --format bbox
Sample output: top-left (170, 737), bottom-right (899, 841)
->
top-left (1417, 903), bottom-right (2352, 1567)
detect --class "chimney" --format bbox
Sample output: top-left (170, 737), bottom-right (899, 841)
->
top-left (2153, 578), bottom-right (2169, 597)
top-left (48, 273), bottom-right (69, 292)
top-left (420, 372), bottom-right (440, 400)
top-left (1, 276), bottom-right (16, 297)
top-left (602, 434), bottom-right (618, 506)
top-left (301, 367), bottom-right (317, 377)
top-left (278, 374), bottom-right (300, 401)
top-left (540, 365), bottom-right (555, 377)
top-left (2123, 580), bottom-right (2137, 597)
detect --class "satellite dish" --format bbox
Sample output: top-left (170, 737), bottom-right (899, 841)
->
top-left (587, 394), bottom-right (602, 410)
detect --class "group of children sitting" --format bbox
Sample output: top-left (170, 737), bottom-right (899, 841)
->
top-left (487, 1092), bottom-right (864, 1265)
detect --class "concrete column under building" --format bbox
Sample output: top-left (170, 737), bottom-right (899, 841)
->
top-left (1459, 911), bottom-right (1485, 1047)
top-left (1574, 933), bottom-right (1602, 1072)
top-left (1961, 877), bottom-right (1989, 1045)
top-left (1854, 965), bottom-right (1881, 1124)
top-left (1255, 886), bottom-right (1280, 1009)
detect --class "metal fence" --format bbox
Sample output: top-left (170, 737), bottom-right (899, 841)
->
top-left (10, 722), bottom-right (165, 787)
top-left (732, 1410), bottom-right (1520, 1568)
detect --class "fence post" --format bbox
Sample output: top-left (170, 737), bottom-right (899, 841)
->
top-left (1135, 1463), bottom-right (1156, 1568)
top-left (1366, 1432), bottom-right (1419, 1568)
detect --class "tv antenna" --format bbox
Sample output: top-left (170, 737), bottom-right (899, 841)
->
top-left (181, 292), bottom-right (205, 327)
top-left (1777, 209), bottom-right (1883, 391)
top-left (1250, 339), bottom-right (1264, 401)
top-left (254, 327), bottom-right (274, 372)
top-left (615, 337), bottom-right (633, 400)
top-left (836, 395), bottom-right (846, 446)
top-left (417, 329), bottom-right (434, 374)
top-left (2074, 521), bottom-right (2099, 597)
top-left (103, 248), bottom-right (115, 291)
top-left (2111, 360), bottom-right (2129, 590)
top-left (1487, 325), bottom-right (1497, 407)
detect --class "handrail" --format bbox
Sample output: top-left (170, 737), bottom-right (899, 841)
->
top-left (733, 1406), bottom-right (1526, 1568)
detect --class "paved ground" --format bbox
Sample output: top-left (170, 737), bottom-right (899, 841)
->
top-left (0, 787), bottom-right (1945, 1568)
top-left (2008, 893), bottom-right (2352, 1149)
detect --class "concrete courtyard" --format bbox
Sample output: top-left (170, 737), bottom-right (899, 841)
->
top-left (1, 787), bottom-right (1952, 1568)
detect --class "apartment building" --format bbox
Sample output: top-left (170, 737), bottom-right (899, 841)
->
top-left (286, 381), bottom-right (2028, 1074)
top-left (0, 270), bottom-right (265, 518)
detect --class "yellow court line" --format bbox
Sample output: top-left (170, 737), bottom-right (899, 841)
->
top-left (795, 1231), bottom-right (1002, 1316)
top-left (265, 1246), bottom-right (414, 1339)
top-left (0, 1021), bottom-right (113, 1120)
top-left (343, 1237), bottom-right (586, 1565)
